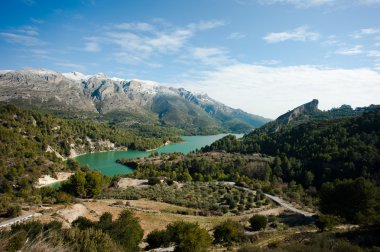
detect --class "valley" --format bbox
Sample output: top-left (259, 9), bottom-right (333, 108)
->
top-left (0, 73), bottom-right (379, 252)
top-left (74, 134), bottom-right (243, 176)
top-left (1, 1), bottom-right (380, 251)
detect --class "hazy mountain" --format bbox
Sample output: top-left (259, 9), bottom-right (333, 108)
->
top-left (0, 69), bottom-right (270, 134)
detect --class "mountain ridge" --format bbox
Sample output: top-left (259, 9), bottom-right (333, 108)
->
top-left (258, 99), bottom-right (379, 134)
top-left (0, 68), bottom-right (271, 134)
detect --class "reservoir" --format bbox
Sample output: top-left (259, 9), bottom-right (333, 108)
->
top-left (75, 134), bottom-right (243, 176)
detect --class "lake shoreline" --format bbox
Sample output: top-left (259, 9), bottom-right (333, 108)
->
top-left (74, 134), bottom-right (242, 176)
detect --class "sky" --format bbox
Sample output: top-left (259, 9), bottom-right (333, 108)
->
top-left (0, 0), bottom-right (380, 119)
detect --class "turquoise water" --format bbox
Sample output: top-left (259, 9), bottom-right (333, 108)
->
top-left (75, 134), bottom-right (243, 176)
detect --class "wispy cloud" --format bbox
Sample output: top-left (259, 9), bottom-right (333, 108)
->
top-left (21, 0), bottom-right (35, 6)
top-left (257, 0), bottom-right (334, 8)
top-left (357, 0), bottom-right (380, 5)
top-left (83, 20), bottom-right (225, 65)
top-left (253, 0), bottom-right (380, 8)
top-left (255, 59), bottom-right (281, 65)
top-left (336, 45), bottom-right (363, 55)
top-left (191, 47), bottom-right (231, 66)
top-left (321, 35), bottom-right (338, 46)
top-left (16, 26), bottom-right (39, 36)
top-left (185, 64), bottom-right (380, 118)
top-left (228, 32), bottom-right (246, 39)
top-left (56, 62), bottom-right (86, 71)
top-left (0, 32), bottom-right (45, 46)
top-left (351, 28), bottom-right (380, 39)
top-left (187, 20), bottom-right (225, 31)
top-left (114, 22), bottom-right (155, 32)
top-left (83, 41), bottom-right (100, 52)
top-left (29, 49), bottom-right (49, 58)
top-left (367, 50), bottom-right (380, 57)
top-left (263, 26), bottom-right (319, 43)
top-left (30, 18), bottom-right (44, 24)
top-left (0, 25), bottom-right (45, 47)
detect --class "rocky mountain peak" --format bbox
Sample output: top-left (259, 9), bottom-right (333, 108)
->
top-left (277, 99), bottom-right (319, 123)
top-left (0, 68), bottom-right (270, 133)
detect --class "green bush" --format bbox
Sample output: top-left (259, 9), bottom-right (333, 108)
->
top-left (6, 205), bottom-right (21, 218)
top-left (249, 215), bottom-right (267, 231)
top-left (167, 221), bottom-right (212, 252)
top-left (148, 177), bottom-right (161, 186)
top-left (213, 220), bottom-right (243, 244)
top-left (147, 221), bottom-right (212, 252)
top-left (72, 216), bottom-right (95, 230)
top-left (108, 210), bottom-right (144, 252)
top-left (6, 230), bottom-right (27, 252)
top-left (315, 214), bottom-right (341, 232)
top-left (146, 229), bottom-right (171, 249)
top-left (65, 227), bottom-right (122, 252)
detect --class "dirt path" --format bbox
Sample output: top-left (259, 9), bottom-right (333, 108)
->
top-left (220, 182), bottom-right (315, 217)
top-left (263, 193), bottom-right (314, 217)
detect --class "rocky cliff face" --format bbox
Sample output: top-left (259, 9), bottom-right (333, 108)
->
top-left (277, 99), bottom-right (319, 124)
top-left (257, 99), bottom-right (379, 134)
top-left (0, 68), bottom-right (270, 133)
top-left (0, 69), bottom-right (96, 113)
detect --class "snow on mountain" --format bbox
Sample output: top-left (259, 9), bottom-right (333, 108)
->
top-left (110, 77), bottom-right (126, 82)
top-left (20, 68), bottom-right (59, 76)
top-left (0, 70), bottom-right (13, 74)
top-left (63, 71), bottom-right (92, 82)
top-left (0, 68), bottom-right (271, 132)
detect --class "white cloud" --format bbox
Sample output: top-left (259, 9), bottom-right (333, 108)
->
top-left (228, 32), bottom-right (246, 39)
top-left (84, 42), bottom-right (100, 52)
top-left (0, 32), bottom-right (45, 46)
top-left (85, 20), bottom-right (224, 64)
top-left (257, 0), bottom-right (334, 8)
top-left (0, 25), bottom-right (45, 47)
top-left (30, 18), bottom-right (44, 24)
top-left (187, 20), bottom-right (225, 31)
top-left (114, 22), bottom-right (154, 32)
top-left (368, 50), bottom-right (380, 57)
top-left (29, 49), bottom-right (49, 58)
top-left (22, 0), bottom-right (35, 6)
top-left (321, 35), bottom-right (338, 46)
top-left (255, 59), bottom-right (281, 65)
top-left (191, 47), bottom-right (230, 66)
top-left (56, 62), bottom-right (86, 71)
top-left (253, 0), bottom-right (380, 8)
top-left (357, 0), bottom-right (380, 5)
top-left (16, 26), bottom-right (39, 36)
top-left (184, 64), bottom-right (380, 118)
top-left (336, 45), bottom-right (363, 55)
top-left (263, 26), bottom-right (319, 43)
top-left (351, 28), bottom-right (380, 39)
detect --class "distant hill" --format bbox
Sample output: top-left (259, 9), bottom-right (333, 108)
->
top-left (202, 101), bottom-right (380, 187)
top-left (0, 69), bottom-right (270, 134)
top-left (259, 99), bottom-right (379, 134)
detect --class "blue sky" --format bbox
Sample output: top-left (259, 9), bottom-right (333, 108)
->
top-left (1, 0), bottom-right (380, 118)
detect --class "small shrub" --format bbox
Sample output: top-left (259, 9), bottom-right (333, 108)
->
top-left (6, 205), bottom-right (21, 218)
top-left (249, 215), bottom-right (267, 231)
top-left (148, 177), bottom-right (161, 186)
top-left (146, 229), bottom-right (171, 249)
top-left (214, 220), bottom-right (243, 245)
top-left (315, 214), bottom-right (341, 232)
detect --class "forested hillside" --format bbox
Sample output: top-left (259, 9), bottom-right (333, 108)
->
top-left (203, 108), bottom-right (380, 187)
top-left (0, 104), bottom-right (173, 205)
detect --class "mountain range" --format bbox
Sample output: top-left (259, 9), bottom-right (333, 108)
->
top-left (0, 69), bottom-right (270, 134)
